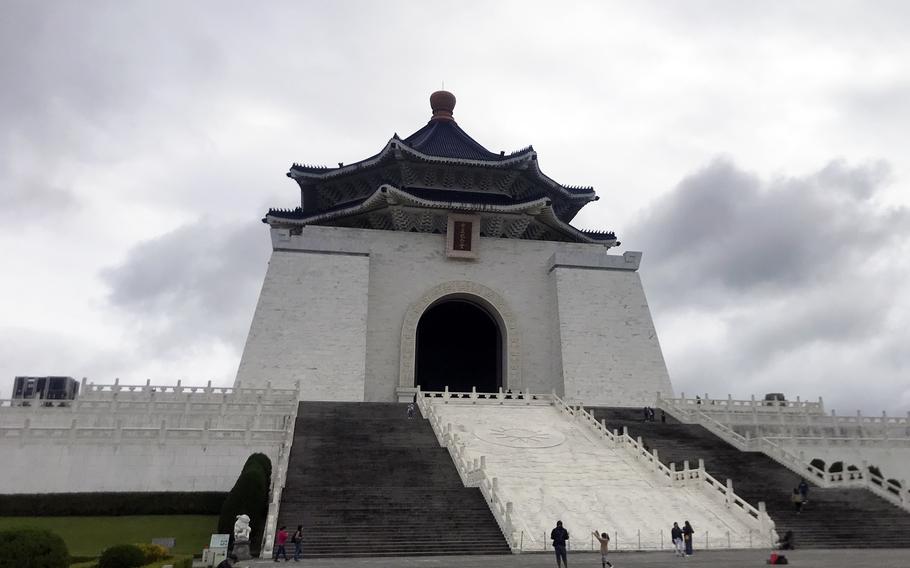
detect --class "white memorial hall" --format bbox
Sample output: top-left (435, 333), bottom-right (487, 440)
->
top-left (2, 92), bottom-right (909, 558)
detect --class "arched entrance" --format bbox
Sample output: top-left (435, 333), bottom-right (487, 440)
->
top-left (416, 299), bottom-right (502, 392)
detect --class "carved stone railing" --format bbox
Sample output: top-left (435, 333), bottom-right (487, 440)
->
top-left (260, 391), bottom-right (299, 558)
top-left (0, 420), bottom-right (289, 446)
top-left (552, 394), bottom-right (775, 545)
top-left (77, 378), bottom-right (299, 401)
top-left (663, 394), bottom-right (910, 439)
top-left (659, 396), bottom-right (910, 513)
top-left (416, 391), bottom-right (518, 551)
top-left (667, 393), bottom-right (825, 414)
top-left (417, 388), bottom-right (775, 550)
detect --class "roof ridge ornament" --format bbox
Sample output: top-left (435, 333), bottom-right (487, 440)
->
top-left (429, 90), bottom-right (456, 122)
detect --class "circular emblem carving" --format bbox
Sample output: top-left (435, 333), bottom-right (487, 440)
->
top-left (474, 426), bottom-right (565, 448)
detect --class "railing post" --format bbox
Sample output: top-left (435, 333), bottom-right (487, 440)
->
top-left (758, 501), bottom-right (768, 539)
top-left (725, 478), bottom-right (733, 507)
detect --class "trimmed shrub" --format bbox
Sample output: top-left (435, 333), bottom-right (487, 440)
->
top-left (828, 461), bottom-right (844, 473)
top-left (136, 542), bottom-right (170, 563)
top-left (98, 544), bottom-right (145, 568)
top-left (887, 479), bottom-right (902, 488)
top-left (0, 528), bottom-right (69, 568)
top-left (809, 458), bottom-right (825, 471)
top-left (217, 454), bottom-right (272, 555)
top-left (0, 492), bottom-right (226, 517)
top-left (869, 465), bottom-right (883, 478)
top-left (847, 464), bottom-right (859, 471)
top-left (246, 452), bottom-right (273, 482)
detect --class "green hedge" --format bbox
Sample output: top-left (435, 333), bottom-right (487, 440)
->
top-left (98, 544), bottom-right (145, 568)
top-left (217, 453), bottom-right (271, 556)
top-left (0, 492), bottom-right (226, 517)
top-left (0, 527), bottom-right (69, 568)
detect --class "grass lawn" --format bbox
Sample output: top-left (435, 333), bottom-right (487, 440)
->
top-left (0, 515), bottom-right (216, 557)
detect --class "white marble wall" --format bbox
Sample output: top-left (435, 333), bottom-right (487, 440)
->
top-left (235, 226), bottom-right (674, 406)
top-left (0, 441), bottom-right (282, 494)
top-left (235, 246), bottom-right (370, 400)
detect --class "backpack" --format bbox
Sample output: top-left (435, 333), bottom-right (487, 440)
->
top-left (768, 553), bottom-right (789, 565)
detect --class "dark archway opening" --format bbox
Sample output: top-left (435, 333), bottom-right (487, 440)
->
top-left (416, 299), bottom-right (502, 393)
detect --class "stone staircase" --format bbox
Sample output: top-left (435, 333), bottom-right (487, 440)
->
top-left (588, 407), bottom-right (910, 549)
top-left (276, 402), bottom-right (511, 557)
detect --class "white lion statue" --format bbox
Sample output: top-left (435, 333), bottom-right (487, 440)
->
top-left (233, 514), bottom-right (251, 542)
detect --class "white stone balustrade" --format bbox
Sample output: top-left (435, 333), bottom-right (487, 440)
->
top-left (260, 397), bottom-right (299, 559)
top-left (0, 380), bottom-right (300, 494)
top-left (418, 389), bottom-right (772, 552)
top-left (658, 397), bottom-right (910, 513)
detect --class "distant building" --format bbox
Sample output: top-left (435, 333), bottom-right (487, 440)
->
top-left (12, 376), bottom-right (79, 402)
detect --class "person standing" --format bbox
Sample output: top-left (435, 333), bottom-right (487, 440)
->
top-left (292, 524), bottom-right (303, 561)
top-left (551, 520), bottom-right (570, 568)
top-left (682, 521), bottom-right (694, 556)
top-left (273, 526), bottom-right (289, 562)
top-left (592, 530), bottom-right (612, 568)
top-left (671, 522), bottom-right (685, 557)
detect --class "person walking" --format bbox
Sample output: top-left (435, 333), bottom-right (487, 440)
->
top-left (592, 530), bottom-right (613, 568)
top-left (791, 488), bottom-right (804, 514)
top-left (798, 478), bottom-right (809, 502)
top-left (551, 520), bottom-right (570, 568)
top-left (407, 402), bottom-right (416, 419)
top-left (671, 522), bottom-right (685, 557)
top-left (682, 521), bottom-right (694, 556)
top-left (291, 524), bottom-right (303, 561)
top-left (273, 526), bottom-right (289, 562)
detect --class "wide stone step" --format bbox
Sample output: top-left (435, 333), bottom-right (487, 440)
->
top-left (276, 401), bottom-right (510, 557)
top-left (589, 407), bottom-right (910, 549)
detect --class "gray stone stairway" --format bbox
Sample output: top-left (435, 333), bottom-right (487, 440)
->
top-left (588, 407), bottom-right (910, 549)
top-left (276, 402), bottom-right (511, 557)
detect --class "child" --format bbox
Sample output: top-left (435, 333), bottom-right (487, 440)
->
top-left (592, 530), bottom-right (613, 568)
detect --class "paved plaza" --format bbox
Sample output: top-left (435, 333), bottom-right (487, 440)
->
top-left (248, 548), bottom-right (910, 568)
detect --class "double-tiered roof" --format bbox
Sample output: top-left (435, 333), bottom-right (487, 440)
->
top-left (265, 91), bottom-right (618, 246)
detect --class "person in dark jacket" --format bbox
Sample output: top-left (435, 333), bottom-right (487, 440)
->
top-left (798, 479), bottom-right (809, 502)
top-left (682, 520), bottom-right (695, 555)
top-left (216, 555), bottom-right (237, 568)
top-left (292, 524), bottom-right (303, 561)
top-left (550, 520), bottom-right (570, 568)
top-left (671, 522), bottom-right (685, 556)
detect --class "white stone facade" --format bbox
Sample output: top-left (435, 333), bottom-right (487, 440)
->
top-left (0, 383), bottom-right (296, 494)
top-left (235, 225), bottom-right (674, 406)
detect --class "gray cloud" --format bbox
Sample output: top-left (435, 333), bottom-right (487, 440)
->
top-left (628, 158), bottom-right (907, 305)
top-left (629, 158), bottom-right (910, 413)
top-left (102, 219), bottom-right (270, 354)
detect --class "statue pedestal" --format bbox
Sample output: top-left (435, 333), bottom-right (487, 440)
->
top-left (232, 540), bottom-right (251, 561)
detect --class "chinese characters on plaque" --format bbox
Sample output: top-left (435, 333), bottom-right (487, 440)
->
top-left (446, 214), bottom-right (481, 259)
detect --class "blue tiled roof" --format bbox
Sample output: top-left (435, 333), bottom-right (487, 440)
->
top-left (403, 120), bottom-right (520, 162)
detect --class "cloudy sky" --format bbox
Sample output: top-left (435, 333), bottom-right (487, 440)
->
top-left (1, 1), bottom-right (908, 414)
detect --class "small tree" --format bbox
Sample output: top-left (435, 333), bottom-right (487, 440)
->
top-left (218, 454), bottom-right (272, 555)
top-left (0, 528), bottom-right (68, 568)
top-left (810, 458), bottom-right (826, 471)
top-left (828, 461), bottom-right (844, 473)
top-left (98, 544), bottom-right (145, 568)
